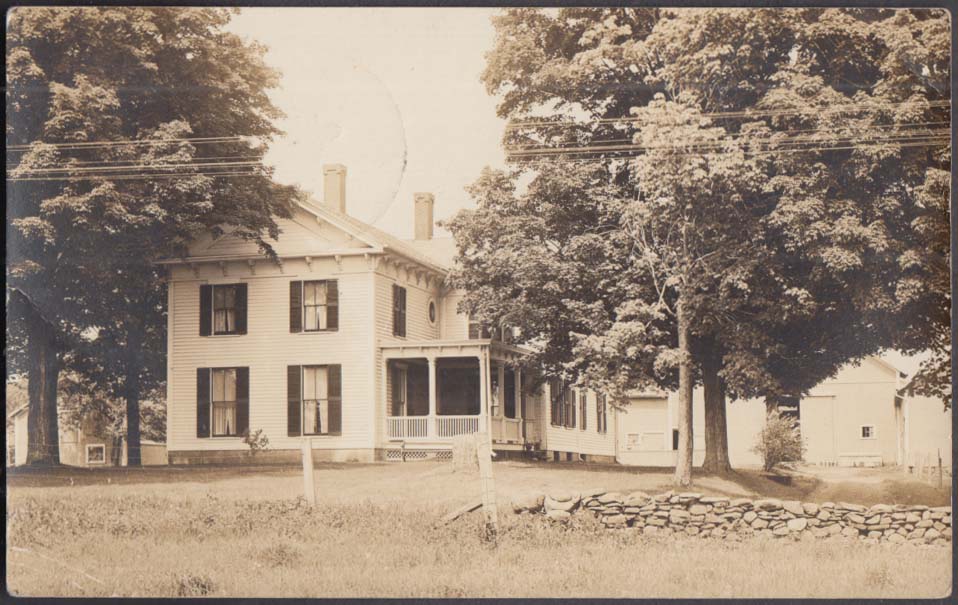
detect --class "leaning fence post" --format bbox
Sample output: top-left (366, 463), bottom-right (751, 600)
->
top-left (302, 437), bottom-right (316, 507)
top-left (475, 432), bottom-right (498, 541)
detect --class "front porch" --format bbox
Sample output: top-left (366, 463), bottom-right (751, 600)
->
top-left (380, 340), bottom-right (540, 450)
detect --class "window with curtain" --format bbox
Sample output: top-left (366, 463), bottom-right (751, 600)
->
top-left (212, 368), bottom-right (238, 436)
top-left (213, 285), bottom-right (237, 334)
top-left (303, 281), bottom-right (333, 331)
top-left (303, 366), bottom-right (333, 435)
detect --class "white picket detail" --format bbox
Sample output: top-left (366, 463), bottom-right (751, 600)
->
top-left (436, 415), bottom-right (481, 438)
top-left (386, 416), bottom-right (429, 439)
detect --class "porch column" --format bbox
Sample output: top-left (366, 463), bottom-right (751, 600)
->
top-left (516, 368), bottom-right (524, 443)
top-left (515, 368), bottom-right (523, 421)
top-left (478, 352), bottom-right (488, 435)
top-left (497, 364), bottom-right (505, 418)
top-left (427, 357), bottom-right (437, 438)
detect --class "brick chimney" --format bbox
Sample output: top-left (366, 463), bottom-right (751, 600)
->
top-left (414, 192), bottom-right (434, 240)
top-left (323, 164), bottom-right (347, 213)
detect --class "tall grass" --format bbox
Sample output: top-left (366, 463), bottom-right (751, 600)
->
top-left (6, 492), bottom-right (952, 598)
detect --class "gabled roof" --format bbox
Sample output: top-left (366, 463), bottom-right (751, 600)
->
top-left (297, 198), bottom-right (449, 274)
top-left (401, 237), bottom-right (458, 269)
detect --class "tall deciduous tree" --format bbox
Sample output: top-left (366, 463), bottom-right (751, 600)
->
top-left (450, 8), bottom-right (950, 482)
top-left (6, 7), bottom-right (298, 464)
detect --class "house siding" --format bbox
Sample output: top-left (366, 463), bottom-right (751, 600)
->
top-left (168, 256), bottom-right (377, 458)
top-left (372, 265), bottom-right (443, 447)
top-left (541, 383), bottom-right (616, 458)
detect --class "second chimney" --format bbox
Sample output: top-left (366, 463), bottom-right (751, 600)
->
top-left (323, 164), bottom-right (347, 213)
top-left (414, 193), bottom-right (434, 240)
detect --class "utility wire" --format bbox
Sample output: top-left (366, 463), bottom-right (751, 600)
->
top-left (505, 121), bottom-right (952, 150)
top-left (506, 138), bottom-right (950, 163)
top-left (504, 99), bottom-right (952, 130)
top-left (5, 135), bottom-right (254, 151)
top-left (11, 161), bottom-right (265, 174)
top-left (6, 154), bottom-right (264, 169)
top-left (507, 131), bottom-right (950, 157)
top-left (7, 170), bottom-right (264, 182)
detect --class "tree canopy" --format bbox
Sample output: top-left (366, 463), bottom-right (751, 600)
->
top-left (6, 7), bottom-right (299, 464)
top-left (448, 8), bottom-right (950, 482)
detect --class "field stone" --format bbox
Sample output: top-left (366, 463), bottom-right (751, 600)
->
top-left (847, 514), bottom-right (866, 524)
top-left (924, 528), bottom-right (941, 540)
top-left (839, 502), bottom-right (866, 513)
top-left (905, 512), bottom-right (921, 523)
top-left (685, 526), bottom-right (700, 536)
top-left (603, 514), bottom-right (628, 527)
top-left (787, 518), bottom-right (808, 532)
top-left (545, 510), bottom-right (571, 523)
top-left (689, 504), bottom-right (708, 516)
top-left (869, 504), bottom-right (894, 515)
top-left (917, 519), bottom-right (933, 528)
top-left (743, 511), bottom-right (758, 523)
top-left (772, 526), bottom-right (790, 537)
top-left (827, 524), bottom-right (843, 535)
top-left (841, 526), bottom-right (859, 538)
top-left (582, 488), bottom-right (607, 498)
top-left (597, 492), bottom-right (623, 505)
top-left (751, 518), bottom-right (769, 529)
top-left (511, 493), bottom-right (545, 513)
top-left (731, 498), bottom-right (753, 508)
top-left (754, 499), bottom-right (782, 511)
top-left (642, 525), bottom-right (660, 535)
top-left (545, 496), bottom-right (579, 513)
top-left (669, 509), bottom-right (691, 523)
top-left (678, 492), bottom-right (703, 501)
top-left (783, 501), bottom-right (804, 516)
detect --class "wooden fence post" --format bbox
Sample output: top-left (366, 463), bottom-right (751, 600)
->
top-left (475, 432), bottom-right (498, 541)
top-left (302, 437), bottom-right (316, 507)
top-left (938, 449), bottom-right (943, 489)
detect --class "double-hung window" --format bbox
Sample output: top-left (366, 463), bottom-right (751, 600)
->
top-left (287, 364), bottom-right (342, 436)
top-left (565, 388), bottom-right (576, 428)
top-left (199, 284), bottom-right (247, 336)
top-left (393, 285), bottom-right (407, 337)
top-left (290, 280), bottom-right (338, 332)
top-left (596, 394), bottom-right (608, 434)
top-left (212, 368), bottom-right (238, 436)
top-left (550, 378), bottom-right (563, 427)
top-left (196, 367), bottom-right (249, 438)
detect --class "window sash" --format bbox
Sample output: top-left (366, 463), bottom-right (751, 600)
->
top-left (303, 281), bottom-right (335, 331)
top-left (212, 401), bottom-right (238, 436)
top-left (302, 365), bottom-right (340, 435)
top-left (212, 286), bottom-right (238, 334)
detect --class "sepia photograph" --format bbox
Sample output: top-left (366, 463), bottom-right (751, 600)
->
top-left (5, 5), bottom-right (954, 599)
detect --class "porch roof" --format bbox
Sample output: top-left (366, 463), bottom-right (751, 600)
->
top-left (380, 339), bottom-right (532, 362)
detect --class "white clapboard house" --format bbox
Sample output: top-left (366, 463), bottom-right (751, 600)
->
top-left (161, 165), bottom-right (949, 468)
top-left (160, 165), bottom-right (616, 464)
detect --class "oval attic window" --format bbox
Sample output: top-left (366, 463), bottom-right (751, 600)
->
top-left (428, 300), bottom-right (437, 324)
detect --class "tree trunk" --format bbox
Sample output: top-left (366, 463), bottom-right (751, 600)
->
top-left (25, 321), bottom-right (61, 466)
top-left (701, 350), bottom-right (732, 475)
top-left (673, 300), bottom-right (694, 487)
top-left (125, 368), bottom-right (142, 467)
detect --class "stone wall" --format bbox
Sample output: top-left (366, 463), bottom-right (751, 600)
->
top-left (511, 490), bottom-right (953, 545)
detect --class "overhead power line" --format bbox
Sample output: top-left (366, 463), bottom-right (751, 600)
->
top-left (11, 160), bottom-right (265, 175)
top-left (506, 137), bottom-right (950, 163)
top-left (6, 154), bottom-right (264, 169)
top-left (505, 121), bottom-right (952, 151)
top-left (5, 135), bottom-right (255, 152)
top-left (7, 170), bottom-right (264, 182)
top-left (504, 99), bottom-right (952, 130)
top-left (506, 130), bottom-right (951, 158)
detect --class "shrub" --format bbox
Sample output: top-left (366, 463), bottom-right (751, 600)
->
top-left (752, 410), bottom-right (805, 472)
top-left (242, 429), bottom-right (270, 456)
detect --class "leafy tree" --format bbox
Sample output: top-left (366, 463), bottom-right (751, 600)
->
top-left (451, 8), bottom-right (949, 483)
top-left (6, 7), bottom-right (298, 464)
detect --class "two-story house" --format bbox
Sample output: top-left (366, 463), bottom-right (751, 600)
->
top-left (161, 164), bottom-right (617, 464)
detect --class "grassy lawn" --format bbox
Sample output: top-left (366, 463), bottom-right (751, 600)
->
top-left (5, 460), bottom-right (953, 598)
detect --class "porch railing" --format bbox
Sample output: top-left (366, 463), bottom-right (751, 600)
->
top-left (435, 415), bottom-right (481, 438)
top-left (386, 416), bottom-right (429, 439)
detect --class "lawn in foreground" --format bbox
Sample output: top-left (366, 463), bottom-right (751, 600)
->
top-left (6, 465), bottom-right (953, 599)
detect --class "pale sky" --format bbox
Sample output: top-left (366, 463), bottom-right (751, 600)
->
top-left (229, 8), bottom-right (505, 238)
